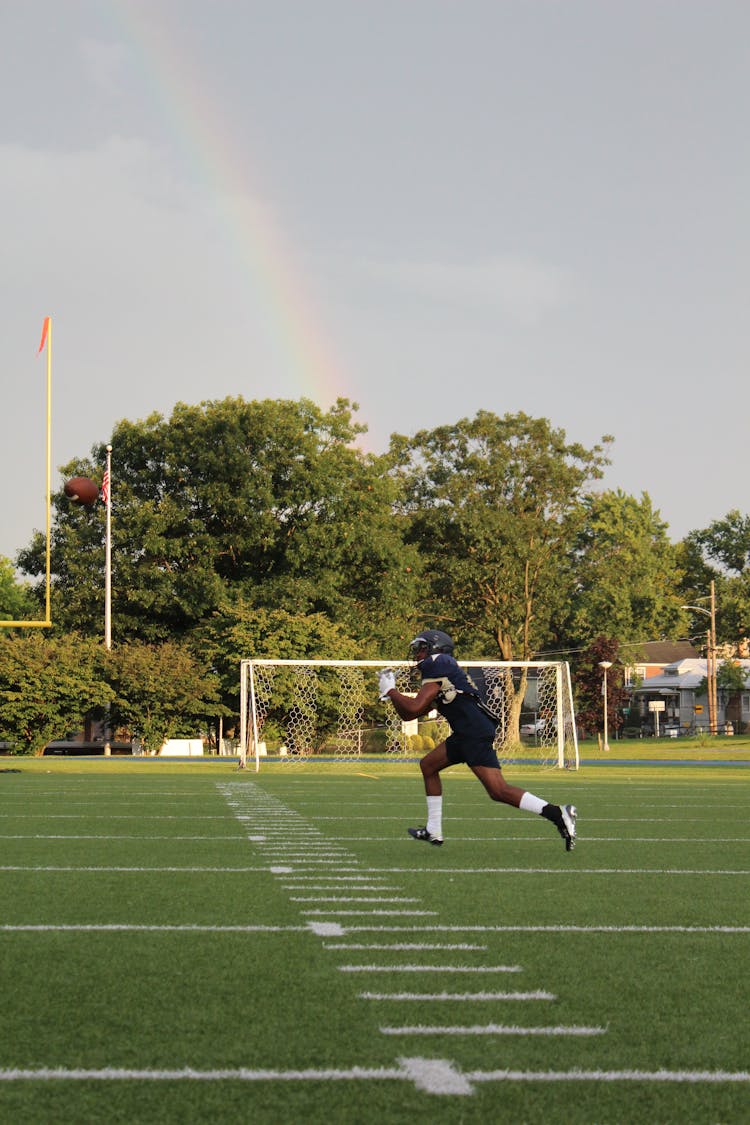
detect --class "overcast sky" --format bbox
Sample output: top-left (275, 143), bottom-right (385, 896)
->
top-left (2, 0), bottom-right (747, 562)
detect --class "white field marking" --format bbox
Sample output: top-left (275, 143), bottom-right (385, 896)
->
top-left (0, 834), bottom-right (245, 841)
top-left (0, 814), bottom-right (233, 820)
top-left (338, 924), bottom-right (750, 935)
top-left (361, 991), bottom-right (555, 1001)
top-left (281, 885), bottom-right (399, 892)
top-left (333, 835), bottom-right (750, 844)
top-left (399, 1058), bottom-right (473, 1095)
top-left (264, 814), bottom-right (750, 823)
top-left (257, 851), bottom-right (352, 858)
top-left (255, 849), bottom-right (348, 855)
top-left (382, 1024), bottom-right (605, 1037)
top-left (0, 1064), bottom-right (406, 1083)
top-left (321, 866), bottom-right (750, 877)
top-left (235, 830), bottom-right (322, 836)
top-left (0, 924), bottom-right (308, 933)
top-left (325, 943), bottom-right (488, 952)
top-left (307, 921), bottom-right (345, 936)
top-left (302, 910), bottom-right (437, 917)
top-left (468, 1068), bottom-right (750, 1085)
top-left (276, 875), bottom-right (385, 882)
top-left (339, 965), bottom-right (523, 974)
top-left (254, 839), bottom-right (344, 846)
top-left (264, 862), bottom-right (363, 869)
top-left (0, 866), bottom-right (271, 873)
top-left (289, 897), bottom-right (420, 904)
top-left (577, 837), bottom-right (750, 843)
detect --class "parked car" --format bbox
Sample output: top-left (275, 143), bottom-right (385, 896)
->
top-left (520, 717), bottom-right (547, 736)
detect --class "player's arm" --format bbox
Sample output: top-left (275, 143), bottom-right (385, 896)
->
top-left (381, 679), bottom-right (440, 720)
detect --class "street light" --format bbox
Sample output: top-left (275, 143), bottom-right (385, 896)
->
top-left (681, 579), bottom-right (717, 734)
top-left (599, 661), bottom-right (613, 752)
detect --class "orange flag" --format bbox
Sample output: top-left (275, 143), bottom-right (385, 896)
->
top-left (37, 316), bottom-right (50, 354)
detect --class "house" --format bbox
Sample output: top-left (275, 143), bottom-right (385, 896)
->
top-left (628, 657), bottom-right (750, 735)
top-left (624, 640), bottom-right (699, 685)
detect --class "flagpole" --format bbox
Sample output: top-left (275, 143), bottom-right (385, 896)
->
top-left (105, 444), bottom-right (112, 651)
top-left (104, 444), bottom-right (112, 755)
top-left (44, 317), bottom-right (52, 626)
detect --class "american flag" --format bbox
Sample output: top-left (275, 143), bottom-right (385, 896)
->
top-left (101, 469), bottom-right (110, 506)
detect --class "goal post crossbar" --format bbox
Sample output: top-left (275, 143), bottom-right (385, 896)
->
top-left (240, 658), bottom-right (578, 773)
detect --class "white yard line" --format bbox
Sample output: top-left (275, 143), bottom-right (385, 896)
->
top-left (1, 1061), bottom-right (745, 1094)
top-left (381, 1023), bottom-right (606, 1037)
top-left (338, 964), bottom-right (522, 973)
top-left (327, 943), bottom-right (487, 951)
top-left (360, 990), bottom-right (555, 1001)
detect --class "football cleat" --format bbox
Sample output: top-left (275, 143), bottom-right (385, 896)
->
top-left (559, 804), bottom-right (577, 851)
top-left (408, 826), bottom-right (443, 846)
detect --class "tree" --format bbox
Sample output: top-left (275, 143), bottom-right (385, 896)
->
top-left (106, 641), bottom-right (225, 753)
top-left (678, 511), bottom-right (750, 653)
top-left (391, 411), bottom-right (611, 658)
top-left (574, 636), bottom-right (628, 739)
top-left (0, 633), bottom-right (113, 755)
top-left (687, 510), bottom-right (750, 575)
top-left (18, 397), bottom-right (421, 652)
top-left (194, 602), bottom-right (365, 727)
top-left (389, 411), bottom-right (611, 733)
top-left (0, 557), bottom-right (35, 621)
top-left (563, 490), bottom-right (684, 648)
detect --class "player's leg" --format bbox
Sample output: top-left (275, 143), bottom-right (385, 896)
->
top-left (408, 741), bottom-right (451, 845)
top-left (471, 763), bottom-right (577, 851)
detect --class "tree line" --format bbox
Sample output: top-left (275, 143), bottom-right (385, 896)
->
top-left (1, 397), bottom-right (747, 752)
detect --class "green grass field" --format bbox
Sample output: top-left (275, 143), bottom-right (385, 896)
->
top-left (0, 756), bottom-right (748, 1123)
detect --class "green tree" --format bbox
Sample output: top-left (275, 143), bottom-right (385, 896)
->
top-left (0, 557), bottom-right (35, 621)
top-left (564, 490), bottom-right (684, 648)
top-left (18, 397), bottom-right (420, 652)
top-left (0, 633), bottom-right (113, 755)
top-left (194, 601), bottom-right (365, 728)
top-left (391, 411), bottom-right (611, 658)
top-left (106, 641), bottom-right (224, 753)
top-left (678, 511), bottom-right (750, 652)
top-left (688, 510), bottom-right (750, 575)
top-left (390, 411), bottom-right (610, 733)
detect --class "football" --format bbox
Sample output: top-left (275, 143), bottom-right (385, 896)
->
top-left (63, 476), bottom-right (100, 506)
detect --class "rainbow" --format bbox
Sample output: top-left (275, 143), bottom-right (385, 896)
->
top-left (105, 4), bottom-right (349, 409)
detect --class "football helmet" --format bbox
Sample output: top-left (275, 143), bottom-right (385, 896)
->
top-left (408, 630), bottom-right (455, 659)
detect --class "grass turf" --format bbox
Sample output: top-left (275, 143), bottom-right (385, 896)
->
top-left (0, 757), bottom-right (748, 1123)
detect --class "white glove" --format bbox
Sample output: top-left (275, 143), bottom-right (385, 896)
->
top-left (378, 669), bottom-right (396, 700)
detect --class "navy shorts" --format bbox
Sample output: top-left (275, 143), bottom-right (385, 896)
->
top-left (445, 733), bottom-right (501, 769)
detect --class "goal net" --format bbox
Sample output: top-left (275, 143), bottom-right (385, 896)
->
top-left (239, 659), bottom-right (578, 772)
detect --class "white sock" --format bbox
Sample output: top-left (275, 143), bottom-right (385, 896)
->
top-left (426, 795), bottom-right (443, 838)
top-left (519, 792), bottom-right (547, 816)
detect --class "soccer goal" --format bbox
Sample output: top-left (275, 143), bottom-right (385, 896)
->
top-left (239, 658), bottom-right (578, 772)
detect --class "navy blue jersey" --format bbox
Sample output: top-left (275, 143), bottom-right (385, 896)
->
top-left (418, 653), bottom-right (497, 739)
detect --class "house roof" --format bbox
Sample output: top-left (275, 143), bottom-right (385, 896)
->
top-left (633, 641), bottom-right (699, 664)
top-left (632, 657), bottom-right (750, 692)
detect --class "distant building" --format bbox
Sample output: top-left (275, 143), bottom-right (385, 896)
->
top-left (628, 657), bottom-right (750, 735)
top-left (624, 641), bottom-right (699, 686)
